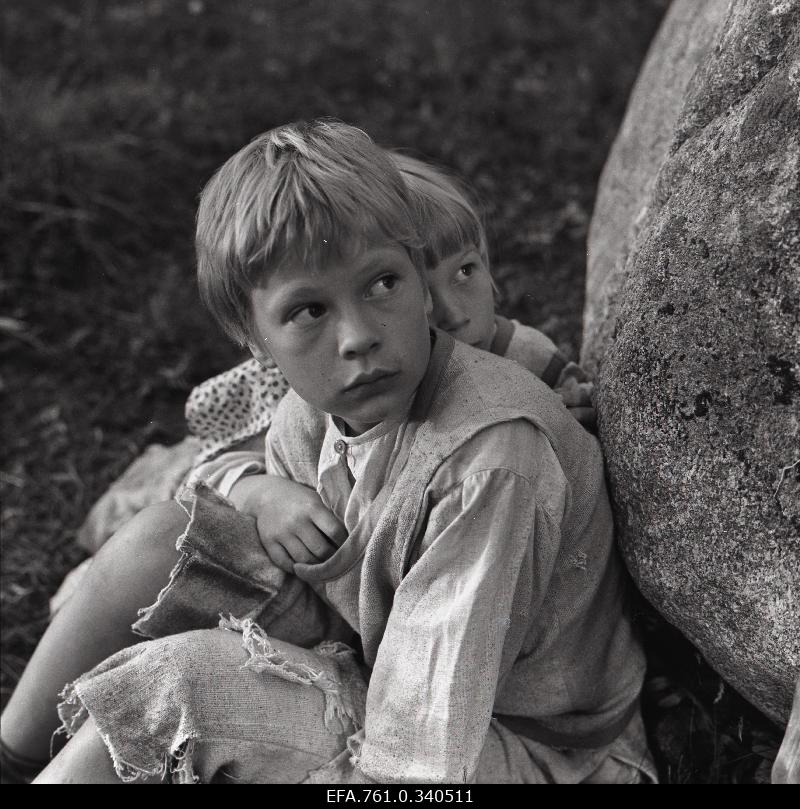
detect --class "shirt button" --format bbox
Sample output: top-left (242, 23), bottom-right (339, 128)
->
top-left (333, 439), bottom-right (347, 455)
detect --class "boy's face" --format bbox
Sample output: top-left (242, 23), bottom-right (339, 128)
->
top-left (426, 245), bottom-right (496, 351)
top-left (250, 239), bottom-right (432, 435)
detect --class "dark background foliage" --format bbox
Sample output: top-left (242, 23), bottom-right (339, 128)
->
top-left (0, 0), bottom-right (783, 782)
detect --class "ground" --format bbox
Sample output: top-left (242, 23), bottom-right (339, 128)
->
top-left (0, 0), bottom-right (784, 783)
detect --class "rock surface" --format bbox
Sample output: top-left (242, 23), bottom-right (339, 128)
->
top-left (582, 0), bottom-right (800, 723)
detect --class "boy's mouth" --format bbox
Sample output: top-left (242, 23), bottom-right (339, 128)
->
top-left (342, 369), bottom-right (399, 395)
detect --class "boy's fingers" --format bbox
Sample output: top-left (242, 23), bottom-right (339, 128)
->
top-left (311, 508), bottom-right (348, 545)
top-left (297, 523), bottom-right (338, 560)
top-left (278, 533), bottom-right (320, 565)
top-left (264, 541), bottom-right (296, 574)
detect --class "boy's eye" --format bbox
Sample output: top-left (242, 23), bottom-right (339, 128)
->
top-left (366, 274), bottom-right (399, 298)
top-left (289, 303), bottom-right (326, 325)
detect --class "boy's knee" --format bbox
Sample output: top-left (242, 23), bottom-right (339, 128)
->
top-left (99, 500), bottom-right (188, 567)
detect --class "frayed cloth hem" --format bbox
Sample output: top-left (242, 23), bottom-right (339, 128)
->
top-left (131, 482), bottom-right (283, 640)
top-left (219, 614), bottom-right (366, 734)
top-left (130, 484), bottom-right (207, 637)
top-left (56, 679), bottom-right (200, 783)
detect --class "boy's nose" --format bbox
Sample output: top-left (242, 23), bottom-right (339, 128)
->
top-left (337, 313), bottom-right (381, 359)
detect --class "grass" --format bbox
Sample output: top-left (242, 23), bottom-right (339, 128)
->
top-left (0, 0), bottom-right (784, 782)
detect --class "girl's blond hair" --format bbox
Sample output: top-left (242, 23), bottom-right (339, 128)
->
top-left (390, 152), bottom-right (489, 271)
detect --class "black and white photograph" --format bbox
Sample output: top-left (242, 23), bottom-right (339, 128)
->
top-left (1, 0), bottom-right (798, 787)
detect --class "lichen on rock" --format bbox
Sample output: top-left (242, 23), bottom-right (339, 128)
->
top-left (583, 0), bottom-right (800, 722)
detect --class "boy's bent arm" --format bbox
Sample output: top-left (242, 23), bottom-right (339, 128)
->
top-left (356, 426), bottom-right (551, 783)
top-left (228, 473), bottom-right (345, 570)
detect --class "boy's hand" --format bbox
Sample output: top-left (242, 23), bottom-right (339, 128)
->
top-left (227, 474), bottom-right (346, 572)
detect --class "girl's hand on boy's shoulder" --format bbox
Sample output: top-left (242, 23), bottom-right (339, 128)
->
top-left (554, 374), bottom-right (597, 432)
top-left (227, 474), bottom-right (346, 573)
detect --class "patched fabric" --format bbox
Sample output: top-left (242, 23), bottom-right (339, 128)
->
top-left (57, 629), bottom-right (367, 783)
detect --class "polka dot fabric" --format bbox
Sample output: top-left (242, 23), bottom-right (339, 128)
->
top-left (185, 359), bottom-right (290, 464)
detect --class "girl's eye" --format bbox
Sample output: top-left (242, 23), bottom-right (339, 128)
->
top-left (290, 303), bottom-right (326, 326)
top-left (367, 274), bottom-right (398, 298)
top-left (456, 263), bottom-right (475, 281)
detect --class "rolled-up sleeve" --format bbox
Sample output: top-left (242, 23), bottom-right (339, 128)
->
top-left (356, 463), bottom-right (539, 783)
top-left (186, 449), bottom-right (266, 497)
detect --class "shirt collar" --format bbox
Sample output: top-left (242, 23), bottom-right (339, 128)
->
top-left (407, 329), bottom-right (455, 425)
top-left (329, 411), bottom-right (403, 446)
top-left (489, 315), bottom-right (514, 357)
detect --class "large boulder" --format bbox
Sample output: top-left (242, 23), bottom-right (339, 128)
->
top-left (582, 0), bottom-right (799, 723)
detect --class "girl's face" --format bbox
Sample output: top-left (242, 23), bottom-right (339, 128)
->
top-left (426, 245), bottom-right (496, 351)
